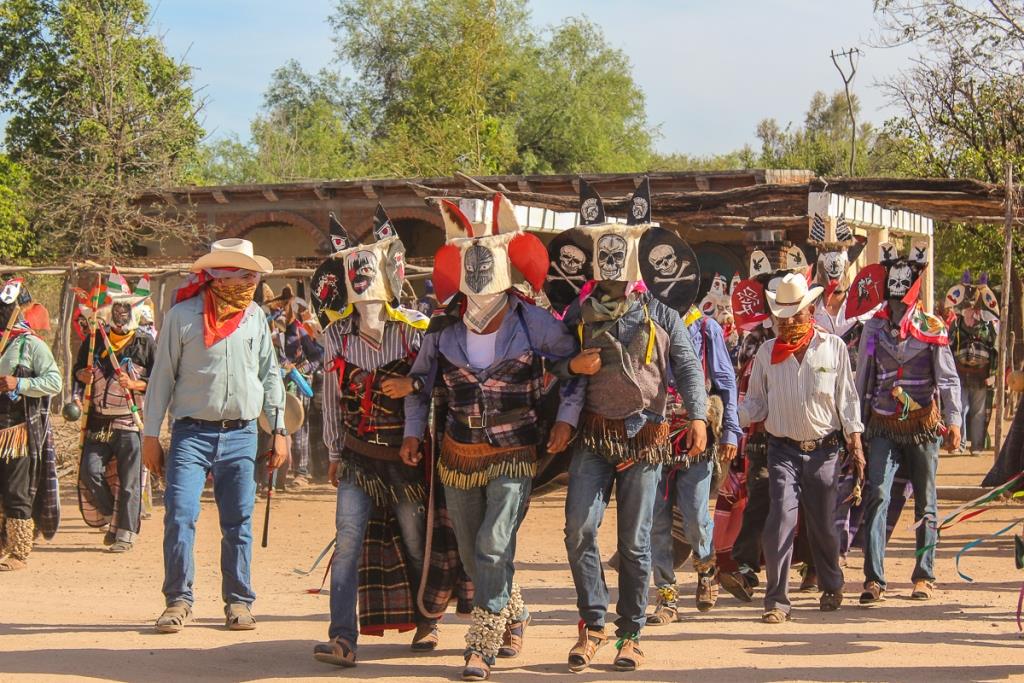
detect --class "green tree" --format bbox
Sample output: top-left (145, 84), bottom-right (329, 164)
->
top-left (0, 0), bottom-right (204, 258)
top-left (0, 154), bottom-right (32, 260)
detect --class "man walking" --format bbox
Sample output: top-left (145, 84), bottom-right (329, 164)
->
top-left (143, 238), bottom-right (287, 633)
top-left (740, 273), bottom-right (864, 623)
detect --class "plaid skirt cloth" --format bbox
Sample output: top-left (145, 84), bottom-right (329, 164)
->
top-left (358, 477), bottom-right (472, 636)
top-left (76, 448), bottom-right (148, 536)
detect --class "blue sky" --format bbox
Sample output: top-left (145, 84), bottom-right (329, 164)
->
top-left (151, 0), bottom-right (916, 156)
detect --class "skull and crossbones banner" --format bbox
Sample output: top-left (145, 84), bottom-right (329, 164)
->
top-left (543, 176), bottom-right (700, 313)
top-left (311, 204), bottom-right (408, 329)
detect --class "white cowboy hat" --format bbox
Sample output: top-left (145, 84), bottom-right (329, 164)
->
top-left (191, 238), bottom-right (273, 274)
top-left (766, 272), bottom-right (823, 319)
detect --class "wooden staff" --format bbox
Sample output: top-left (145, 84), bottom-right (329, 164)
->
top-left (261, 408), bottom-right (280, 549)
top-left (95, 324), bottom-right (144, 431)
top-left (0, 302), bottom-right (22, 354)
top-left (78, 275), bottom-right (102, 446)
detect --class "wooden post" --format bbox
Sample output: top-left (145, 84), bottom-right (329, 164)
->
top-left (994, 163), bottom-right (1015, 455)
top-left (53, 271), bottom-right (76, 402)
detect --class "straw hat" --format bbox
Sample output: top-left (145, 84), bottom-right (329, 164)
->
top-left (766, 272), bottom-right (823, 319)
top-left (191, 238), bottom-right (273, 274)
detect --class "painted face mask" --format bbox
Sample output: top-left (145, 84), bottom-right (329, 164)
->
top-left (463, 243), bottom-right (496, 294)
top-left (110, 303), bottom-right (133, 330)
top-left (311, 204), bottom-right (409, 331)
top-left (886, 262), bottom-right (914, 300)
top-left (347, 250), bottom-right (378, 295)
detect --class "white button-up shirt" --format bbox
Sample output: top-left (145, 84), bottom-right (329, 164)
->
top-left (739, 330), bottom-right (863, 441)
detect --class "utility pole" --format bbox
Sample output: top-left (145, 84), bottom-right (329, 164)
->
top-left (830, 47), bottom-right (862, 176)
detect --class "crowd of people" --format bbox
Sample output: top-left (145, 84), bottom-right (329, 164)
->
top-left (0, 176), bottom-right (1009, 679)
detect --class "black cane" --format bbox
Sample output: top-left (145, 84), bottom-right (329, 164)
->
top-left (261, 409), bottom-right (280, 548)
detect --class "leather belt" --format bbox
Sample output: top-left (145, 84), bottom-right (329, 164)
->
top-left (772, 431), bottom-right (842, 453)
top-left (453, 408), bottom-right (530, 429)
top-left (177, 417), bottom-right (251, 430)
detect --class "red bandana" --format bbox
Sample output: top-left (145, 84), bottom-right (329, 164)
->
top-left (202, 287), bottom-right (248, 347)
top-left (771, 323), bottom-right (814, 364)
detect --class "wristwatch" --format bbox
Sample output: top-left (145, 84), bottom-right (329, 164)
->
top-left (272, 428), bottom-right (288, 437)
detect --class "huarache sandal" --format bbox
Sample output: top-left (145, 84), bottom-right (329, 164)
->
top-left (613, 636), bottom-right (644, 672)
top-left (410, 622), bottom-right (439, 652)
top-left (859, 581), bottom-right (885, 605)
top-left (646, 585), bottom-right (678, 625)
top-left (719, 571), bottom-right (755, 602)
top-left (155, 601), bottom-right (193, 633)
top-left (107, 541), bottom-right (133, 553)
top-left (0, 556), bottom-right (26, 571)
top-left (224, 602), bottom-right (256, 631)
top-left (910, 580), bottom-right (935, 600)
top-left (761, 608), bottom-right (790, 624)
top-left (567, 623), bottom-right (607, 673)
top-left (498, 615), bottom-right (530, 658)
top-left (462, 651), bottom-right (490, 681)
top-left (696, 567), bottom-right (720, 612)
top-left (313, 636), bottom-right (357, 667)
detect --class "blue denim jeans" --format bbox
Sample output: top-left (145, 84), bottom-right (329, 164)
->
top-left (162, 419), bottom-right (258, 607)
top-left (328, 479), bottom-right (428, 646)
top-left (960, 385), bottom-right (990, 450)
top-left (444, 476), bottom-right (531, 619)
top-left (651, 459), bottom-right (714, 588)
top-left (564, 446), bottom-right (662, 637)
top-left (862, 435), bottom-right (939, 588)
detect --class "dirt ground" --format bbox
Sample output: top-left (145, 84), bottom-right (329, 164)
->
top-left (2, 451), bottom-right (1024, 683)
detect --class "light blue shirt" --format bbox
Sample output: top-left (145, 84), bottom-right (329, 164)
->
top-left (143, 296), bottom-right (286, 437)
top-left (687, 311), bottom-right (742, 446)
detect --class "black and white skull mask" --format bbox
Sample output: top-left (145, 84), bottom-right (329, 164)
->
top-left (820, 251), bottom-right (848, 282)
top-left (886, 262), bottom-right (914, 300)
top-left (559, 244), bottom-right (586, 275)
top-left (597, 234), bottom-right (628, 280)
top-left (347, 251), bottom-right (378, 295)
top-left (463, 244), bottom-right (495, 294)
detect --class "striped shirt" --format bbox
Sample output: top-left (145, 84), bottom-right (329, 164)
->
top-left (322, 318), bottom-right (422, 461)
top-left (739, 330), bottom-right (863, 441)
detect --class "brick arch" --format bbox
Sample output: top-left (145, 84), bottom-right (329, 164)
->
top-left (382, 206), bottom-right (443, 230)
top-left (221, 210), bottom-right (330, 252)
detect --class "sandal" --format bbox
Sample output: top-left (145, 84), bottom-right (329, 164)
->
top-left (107, 541), bottom-right (133, 553)
top-left (613, 636), bottom-right (644, 672)
top-left (647, 585), bottom-right (678, 625)
top-left (0, 556), bottom-right (27, 571)
top-left (719, 571), bottom-right (755, 602)
top-left (462, 651), bottom-right (490, 681)
top-left (155, 601), bottom-right (193, 633)
top-left (498, 615), bottom-right (530, 658)
top-left (410, 622), bottom-right (439, 652)
top-left (859, 581), bottom-right (884, 605)
top-left (567, 623), bottom-right (607, 673)
top-left (910, 580), bottom-right (935, 600)
top-left (313, 636), bottom-right (357, 667)
top-left (761, 608), bottom-right (790, 624)
top-left (224, 602), bottom-right (256, 631)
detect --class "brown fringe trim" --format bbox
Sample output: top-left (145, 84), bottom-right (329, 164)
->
top-left (0, 423), bottom-right (28, 462)
top-left (866, 402), bottom-right (943, 446)
top-left (439, 435), bottom-right (537, 490)
top-left (336, 460), bottom-right (425, 508)
top-left (577, 412), bottom-right (672, 465)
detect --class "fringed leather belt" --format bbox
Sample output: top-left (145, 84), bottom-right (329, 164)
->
top-left (577, 411), bottom-right (672, 465)
top-left (866, 402), bottom-right (942, 446)
top-left (0, 422), bottom-right (29, 462)
top-left (438, 434), bottom-right (536, 490)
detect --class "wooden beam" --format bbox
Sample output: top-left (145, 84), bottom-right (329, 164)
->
top-left (695, 177), bottom-right (711, 191)
top-left (361, 183), bottom-right (378, 199)
top-left (212, 190), bottom-right (229, 204)
top-left (313, 186), bottom-right (330, 200)
top-left (262, 189), bottom-right (279, 202)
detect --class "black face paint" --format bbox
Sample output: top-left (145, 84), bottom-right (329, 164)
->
top-left (347, 251), bottom-right (377, 295)
top-left (463, 244), bottom-right (495, 293)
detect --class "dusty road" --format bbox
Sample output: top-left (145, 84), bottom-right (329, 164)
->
top-left (2, 452), bottom-right (1023, 682)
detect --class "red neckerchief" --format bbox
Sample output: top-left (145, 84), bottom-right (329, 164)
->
top-left (771, 324), bottom-right (814, 364)
top-left (202, 287), bottom-right (247, 347)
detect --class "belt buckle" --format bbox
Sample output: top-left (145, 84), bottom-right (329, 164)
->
top-left (799, 439), bottom-right (817, 452)
top-left (467, 414), bottom-right (486, 429)
top-left (221, 419), bottom-right (236, 430)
